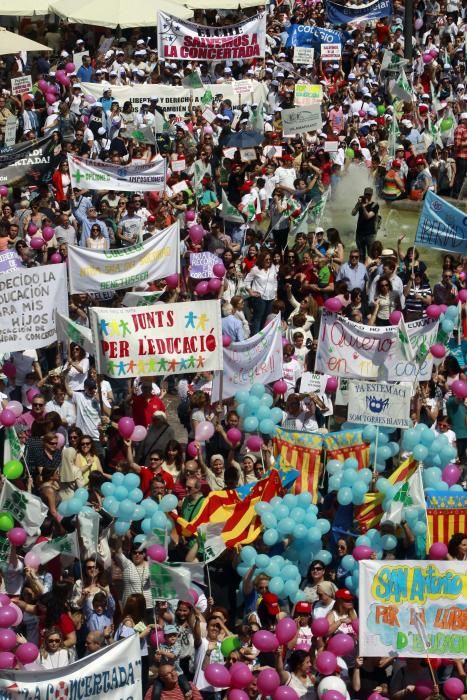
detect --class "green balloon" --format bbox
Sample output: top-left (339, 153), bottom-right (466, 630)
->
top-left (0, 513), bottom-right (14, 532)
top-left (440, 117), bottom-right (453, 132)
top-left (345, 148), bottom-right (355, 159)
top-left (3, 460), bottom-right (23, 480)
top-left (377, 105), bottom-right (385, 115)
top-left (220, 636), bottom-right (241, 657)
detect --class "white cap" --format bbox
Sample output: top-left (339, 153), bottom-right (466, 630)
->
top-left (136, 39), bottom-right (145, 44)
top-left (456, 84), bottom-right (465, 90)
top-left (224, 67), bottom-right (232, 73)
top-left (461, 112), bottom-right (467, 119)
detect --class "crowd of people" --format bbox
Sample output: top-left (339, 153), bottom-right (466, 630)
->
top-left (0, 0), bottom-right (466, 697)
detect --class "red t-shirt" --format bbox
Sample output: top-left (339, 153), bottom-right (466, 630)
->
top-left (140, 467), bottom-right (175, 496)
top-left (132, 395), bottom-right (166, 427)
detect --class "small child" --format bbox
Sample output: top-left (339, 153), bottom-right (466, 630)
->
top-left (157, 625), bottom-right (183, 674)
top-left (317, 258), bottom-right (331, 288)
top-left (291, 331), bottom-right (308, 374)
top-left (84, 591), bottom-right (115, 633)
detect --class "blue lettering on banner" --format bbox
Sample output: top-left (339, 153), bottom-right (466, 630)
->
top-left (326, 0), bottom-right (393, 24)
top-left (415, 191), bottom-right (467, 254)
top-left (285, 24), bottom-right (343, 48)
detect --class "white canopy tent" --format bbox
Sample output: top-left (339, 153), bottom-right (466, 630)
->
top-left (0, 26), bottom-right (52, 53)
top-left (48, 0), bottom-right (193, 28)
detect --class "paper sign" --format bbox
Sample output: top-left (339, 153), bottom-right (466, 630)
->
top-left (232, 79), bottom-right (253, 95)
top-left (171, 179), bottom-right (190, 194)
top-left (412, 142), bottom-right (427, 155)
top-left (347, 380), bottom-right (412, 428)
top-left (171, 158), bottom-right (186, 172)
top-left (202, 107), bottom-right (216, 123)
top-left (294, 83), bottom-right (323, 105)
top-left (300, 371), bottom-right (328, 394)
top-left (321, 43), bottom-right (341, 60)
top-left (324, 141), bottom-right (338, 152)
top-left (293, 47), bottom-right (315, 64)
top-left (282, 105), bottom-right (323, 135)
top-left (10, 76), bottom-right (32, 96)
top-left (73, 50), bottom-right (88, 67)
top-left (223, 147), bottom-right (237, 159)
top-left (263, 145), bottom-right (283, 158)
top-left (3, 116), bottom-right (16, 147)
top-left (240, 147), bottom-right (257, 162)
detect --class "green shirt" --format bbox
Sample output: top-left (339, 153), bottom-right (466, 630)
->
top-left (446, 396), bottom-right (467, 439)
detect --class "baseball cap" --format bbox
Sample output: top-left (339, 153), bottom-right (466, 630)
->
top-left (262, 592), bottom-right (280, 615)
top-left (461, 112), bottom-right (467, 120)
top-left (84, 378), bottom-right (97, 391)
top-left (335, 589), bottom-right (353, 602)
top-left (164, 625), bottom-right (178, 635)
top-left (294, 601), bottom-right (312, 615)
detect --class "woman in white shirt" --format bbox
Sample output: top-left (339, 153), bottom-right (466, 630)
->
top-left (244, 251), bottom-right (278, 336)
top-left (63, 345), bottom-right (90, 392)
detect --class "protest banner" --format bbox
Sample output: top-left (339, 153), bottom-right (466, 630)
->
top-left (68, 154), bottom-right (166, 192)
top-left (232, 79), bottom-right (253, 95)
top-left (122, 290), bottom-right (166, 307)
top-left (0, 480), bottom-right (48, 534)
top-left (425, 491), bottom-right (467, 546)
top-left (0, 635), bottom-right (142, 698)
top-left (11, 75), bottom-right (32, 95)
top-left (0, 263), bottom-right (68, 353)
top-left (282, 105), bottom-right (323, 135)
top-left (150, 562), bottom-right (192, 601)
top-left (3, 116), bottom-right (17, 148)
top-left (321, 43), bottom-right (341, 60)
top-left (274, 428), bottom-right (322, 499)
top-left (286, 24), bottom-right (342, 50)
top-left (82, 81), bottom-right (268, 117)
top-left (0, 134), bottom-right (53, 187)
top-left (56, 311), bottom-right (94, 356)
top-left (68, 222), bottom-right (179, 293)
top-left (158, 11), bottom-right (266, 61)
top-left (294, 83), bottom-right (323, 105)
top-left (211, 314), bottom-right (283, 400)
top-left (347, 381), bottom-right (412, 428)
top-left (323, 430), bottom-right (370, 468)
top-left (299, 371), bottom-right (328, 394)
top-left (316, 310), bottom-right (438, 381)
top-left (359, 560), bottom-right (466, 658)
top-left (415, 190), bottom-right (466, 253)
top-left (0, 249), bottom-right (22, 274)
top-left (90, 300), bottom-right (223, 379)
top-left (190, 251), bottom-right (222, 279)
top-left (293, 47), bottom-right (315, 64)
top-left (326, 0), bottom-right (393, 24)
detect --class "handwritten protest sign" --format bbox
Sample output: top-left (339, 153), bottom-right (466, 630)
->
top-left (90, 300), bottom-right (223, 378)
top-left (0, 264), bottom-right (68, 353)
top-left (294, 83), bottom-right (323, 105)
top-left (232, 80), bottom-right (253, 95)
top-left (11, 75), bottom-right (32, 95)
top-left (293, 47), bottom-right (315, 64)
top-left (0, 250), bottom-right (22, 274)
top-left (347, 381), bottom-right (412, 428)
top-left (359, 560), bottom-right (466, 658)
top-left (321, 43), bottom-right (341, 60)
top-left (190, 252), bottom-right (222, 279)
top-left (68, 223), bottom-right (179, 293)
top-left (415, 191), bottom-right (466, 254)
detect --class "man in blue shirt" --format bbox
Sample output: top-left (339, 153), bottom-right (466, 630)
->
top-left (74, 205), bottom-right (109, 246)
top-left (77, 56), bottom-right (94, 83)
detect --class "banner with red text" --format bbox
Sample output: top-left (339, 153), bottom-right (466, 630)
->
top-left (157, 11), bottom-right (266, 61)
top-left (90, 300), bottom-right (222, 378)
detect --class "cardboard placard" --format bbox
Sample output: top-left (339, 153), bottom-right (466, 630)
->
top-left (321, 43), bottom-right (342, 60)
top-left (324, 140), bottom-right (338, 152)
top-left (232, 79), bottom-right (253, 95)
top-left (202, 107), bottom-right (216, 124)
top-left (10, 76), bottom-right (32, 96)
top-left (293, 47), bottom-right (315, 64)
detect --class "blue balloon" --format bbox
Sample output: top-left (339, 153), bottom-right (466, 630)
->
top-left (362, 425), bottom-right (377, 442)
top-left (270, 496), bottom-right (283, 507)
top-left (304, 511), bottom-right (317, 527)
top-left (307, 526), bottom-right (322, 543)
top-left (275, 504), bottom-right (289, 520)
top-left (382, 534), bottom-right (397, 550)
top-left (134, 534), bottom-right (145, 544)
top-left (132, 505), bottom-right (145, 521)
top-left (262, 512), bottom-right (278, 529)
top-left (290, 507), bottom-right (306, 522)
top-left (124, 473), bottom-right (140, 490)
top-left (68, 497), bottom-right (81, 514)
top-left (255, 553), bottom-right (270, 569)
top-left (259, 418), bottom-right (275, 435)
top-left (112, 472), bottom-right (125, 486)
top-left (75, 487), bottom-right (88, 502)
top-left (151, 511), bottom-right (169, 529)
top-left (343, 458), bottom-right (359, 470)
top-left (317, 519), bottom-right (331, 534)
top-left (101, 482), bottom-right (114, 497)
top-left (403, 428), bottom-right (419, 451)
top-left (293, 524), bottom-right (308, 540)
top-left (160, 494), bottom-right (178, 512)
top-left (337, 487), bottom-right (353, 506)
top-left (352, 482), bottom-right (368, 499)
top-left (356, 534), bottom-right (371, 546)
top-left (265, 561), bottom-right (281, 577)
top-left (297, 492), bottom-right (312, 507)
top-left (414, 422), bottom-right (430, 434)
top-left (423, 467), bottom-right (442, 488)
top-left (255, 502), bottom-right (271, 516)
top-left (269, 576), bottom-right (284, 595)
top-left (263, 528), bottom-right (279, 546)
top-left (283, 579), bottom-right (299, 598)
top-left (114, 520), bottom-right (131, 535)
top-left (293, 590), bottom-right (307, 603)
top-left (245, 396), bottom-right (261, 413)
top-left (237, 564), bottom-right (251, 577)
top-left (114, 486), bottom-right (129, 501)
top-left (282, 564), bottom-right (297, 580)
top-left (414, 521), bottom-right (427, 535)
top-left (142, 499), bottom-right (159, 516)
top-left (341, 554), bottom-right (356, 571)
top-left (243, 416), bottom-right (259, 432)
top-left (413, 444), bottom-right (428, 461)
top-left (326, 459), bottom-right (343, 475)
top-left (342, 469), bottom-right (358, 486)
top-left (449, 484), bottom-right (464, 492)
top-left (375, 462), bottom-right (386, 473)
top-left (376, 477), bottom-right (390, 493)
top-left (328, 473), bottom-right (343, 492)
top-left (58, 500), bottom-right (73, 517)
top-left (345, 575), bottom-right (354, 590)
top-left (278, 517), bottom-right (295, 535)
top-left (260, 394), bottom-right (274, 408)
top-left (442, 319), bottom-right (454, 334)
top-left (240, 545), bottom-right (257, 563)
top-left (315, 550), bottom-right (332, 565)
top-left (103, 496), bottom-right (120, 517)
top-left (283, 494), bottom-right (297, 507)
top-left (256, 405), bottom-right (271, 421)
top-left (119, 499), bottom-right (136, 520)
top-left (270, 407), bottom-right (284, 424)
top-left (250, 384), bottom-right (266, 398)
top-left (440, 445), bottom-right (456, 464)
top-left (235, 390), bottom-right (250, 404)
top-left (128, 488), bottom-right (144, 503)
top-left (377, 445), bottom-right (392, 461)
top-left (377, 432), bottom-right (389, 446)
top-left (141, 518), bottom-right (152, 533)
top-left (445, 305), bottom-right (458, 319)
top-left (236, 404), bottom-right (247, 418)
top-left (420, 430), bottom-right (435, 447)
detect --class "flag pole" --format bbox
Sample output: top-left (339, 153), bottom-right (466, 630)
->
top-left (372, 426), bottom-right (379, 474)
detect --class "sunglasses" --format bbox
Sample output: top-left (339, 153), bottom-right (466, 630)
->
top-left (80, 441), bottom-right (92, 446)
top-left (150, 457), bottom-right (162, 461)
top-left (33, 403), bottom-right (44, 407)
top-left (312, 567), bottom-right (324, 571)
top-left (47, 638), bottom-right (61, 644)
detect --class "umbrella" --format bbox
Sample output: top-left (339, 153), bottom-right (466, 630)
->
top-left (226, 129), bottom-right (264, 148)
top-left (0, 27), bottom-right (52, 53)
top-left (0, 0), bottom-right (49, 15)
top-left (49, 0), bottom-right (193, 28)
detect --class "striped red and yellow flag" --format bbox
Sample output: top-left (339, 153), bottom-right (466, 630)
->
top-left (355, 456), bottom-right (418, 532)
top-left (323, 430), bottom-right (370, 468)
top-left (427, 509), bottom-right (467, 546)
top-left (273, 428), bottom-right (322, 500)
top-left (175, 489), bottom-right (241, 536)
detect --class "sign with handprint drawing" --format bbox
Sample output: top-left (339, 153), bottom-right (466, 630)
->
top-left (347, 380), bottom-right (412, 428)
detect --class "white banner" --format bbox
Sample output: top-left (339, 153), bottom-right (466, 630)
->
top-left (56, 311), bottom-right (94, 355)
top-left (347, 380), bottom-right (412, 428)
top-left (293, 47), bottom-right (315, 64)
top-left (68, 223), bottom-right (179, 294)
top-left (81, 81), bottom-right (268, 117)
top-left (0, 264), bottom-right (68, 353)
top-left (68, 154), bottom-right (166, 192)
top-left (0, 480), bottom-right (48, 535)
top-left (158, 11), bottom-right (266, 61)
top-left (211, 314), bottom-right (283, 401)
top-left (90, 300), bottom-right (223, 379)
top-left (0, 636), bottom-right (142, 697)
top-left (316, 311), bottom-right (438, 381)
top-left (359, 560), bottom-right (466, 658)
top-left (282, 105), bottom-right (323, 136)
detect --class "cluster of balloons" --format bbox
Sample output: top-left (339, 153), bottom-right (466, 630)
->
top-left (235, 384), bottom-right (283, 439)
top-left (58, 487), bottom-right (89, 517)
top-left (37, 63), bottom-right (75, 105)
top-left (0, 594), bottom-right (38, 669)
top-left (237, 547), bottom-right (304, 603)
top-left (27, 223), bottom-right (62, 261)
top-left (117, 417), bottom-right (148, 443)
top-left (401, 423), bottom-right (459, 481)
top-left (187, 420), bottom-right (217, 457)
top-left (193, 260), bottom-right (226, 298)
top-left (326, 455), bottom-right (374, 507)
top-left (426, 303), bottom-right (460, 339)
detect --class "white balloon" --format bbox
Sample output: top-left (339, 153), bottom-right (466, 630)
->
top-left (318, 676), bottom-right (349, 699)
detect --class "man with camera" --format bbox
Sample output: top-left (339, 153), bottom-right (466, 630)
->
top-left (351, 186), bottom-right (380, 259)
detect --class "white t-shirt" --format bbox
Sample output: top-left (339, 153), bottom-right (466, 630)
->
top-left (193, 638), bottom-right (225, 691)
top-left (73, 392), bottom-right (101, 438)
top-left (11, 350), bottom-right (38, 386)
top-left (65, 357), bottom-right (90, 392)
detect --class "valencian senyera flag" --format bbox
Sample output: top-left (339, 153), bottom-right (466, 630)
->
top-left (273, 428), bottom-right (322, 500)
top-left (425, 491), bottom-right (467, 548)
top-left (323, 430), bottom-right (370, 468)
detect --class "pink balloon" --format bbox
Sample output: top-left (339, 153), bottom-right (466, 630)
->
top-left (226, 427), bottom-right (242, 447)
top-left (50, 253), bottom-right (63, 264)
top-left (15, 642), bottom-right (38, 665)
top-left (0, 186), bottom-right (8, 197)
top-left (194, 420), bottom-right (215, 442)
top-left (458, 289), bottom-right (467, 303)
top-left (428, 542), bottom-right (448, 560)
top-left (61, 76), bottom-right (71, 87)
top-left (222, 334), bottom-right (232, 348)
top-left (83, 94), bottom-right (96, 104)
top-left (323, 692), bottom-right (346, 700)
top-left (0, 595), bottom-right (10, 606)
top-left (415, 683), bottom-right (433, 699)
top-left (273, 379), bottom-right (287, 396)
top-left (257, 669), bottom-right (280, 695)
top-left (276, 617), bottom-right (298, 645)
top-left (246, 435), bottom-right (263, 451)
top-left (213, 263), bottom-right (226, 279)
top-left (451, 379), bottom-right (467, 399)
top-left (353, 545), bottom-right (374, 561)
top-left (27, 223), bottom-right (38, 235)
top-left (315, 651), bottom-right (337, 676)
top-left (204, 663), bottom-right (231, 688)
top-left (426, 304), bottom-right (441, 320)
top-left (2, 362), bottom-right (16, 380)
top-left (54, 432), bottom-right (65, 450)
top-left (45, 93), bottom-right (56, 105)
top-left (414, 18), bottom-right (423, 29)
top-left (38, 79), bottom-right (48, 92)
top-left (131, 425), bottom-right (148, 443)
top-left (165, 274), bottom-right (179, 289)
top-left (325, 376), bottom-right (338, 394)
top-left (42, 226), bottom-right (54, 242)
top-left (190, 225), bottom-right (205, 244)
top-left (351, 618), bottom-right (359, 634)
top-left (188, 588), bottom-right (199, 605)
top-left (150, 629), bottom-right (165, 646)
top-left (252, 630), bottom-right (279, 652)
top-left (429, 47), bottom-right (439, 57)
top-left (229, 691), bottom-right (248, 700)
top-left (186, 441), bottom-right (199, 458)
top-left (230, 662), bottom-right (253, 689)
top-left (368, 694), bottom-right (385, 700)
top-left (273, 686), bottom-right (300, 700)
top-left (0, 607), bottom-right (16, 628)
top-left (441, 463), bottom-right (461, 487)
top-left (7, 528), bottom-right (27, 547)
top-left (0, 651), bottom-right (15, 669)
top-left (444, 678), bottom-right (464, 700)
top-left (26, 388), bottom-right (40, 403)
top-left (55, 70), bottom-right (66, 81)
top-left (208, 278), bottom-right (222, 293)
top-left (430, 343), bottom-right (446, 359)
top-left (118, 416), bottom-right (135, 439)
top-left (147, 544), bottom-right (167, 562)
top-left (327, 633), bottom-right (355, 656)
top-left (311, 617), bottom-right (330, 637)
top-left (24, 551), bottom-right (40, 569)
top-left (65, 62), bottom-right (76, 74)
top-left (30, 236), bottom-right (44, 250)
top-left (9, 603), bottom-right (23, 627)
top-left (186, 210), bottom-right (196, 222)
top-left (0, 629), bottom-right (16, 651)
top-left (422, 53), bottom-right (433, 64)
top-left (389, 310), bottom-right (401, 325)
top-left (195, 281), bottom-right (209, 296)
top-left (0, 409), bottom-right (16, 427)
top-left (324, 297), bottom-right (343, 313)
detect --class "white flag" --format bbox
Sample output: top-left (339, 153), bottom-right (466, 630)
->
top-left (3, 427), bottom-right (23, 464)
top-left (199, 522), bottom-right (227, 564)
top-left (77, 510), bottom-right (101, 558)
top-left (149, 562), bottom-right (192, 601)
top-left (383, 469), bottom-right (425, 525)
top-left (30, 531), bottom-right (80, 565)
top-left (56, 312), bottom-right (94, 356)
top-left (0, 481), bottom-right (48, 534)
